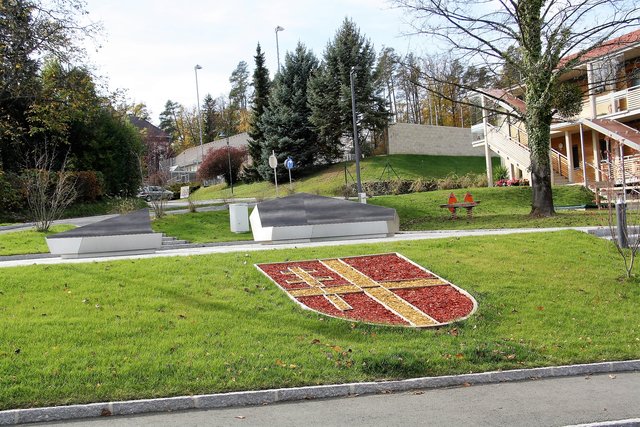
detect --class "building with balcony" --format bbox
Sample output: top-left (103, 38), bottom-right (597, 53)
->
top-left (471, 29), bottom-right (640, 193)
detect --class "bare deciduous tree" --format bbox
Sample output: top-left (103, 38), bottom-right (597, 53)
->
top-left (22, 144), bottom-right (77, 232)
top-left (394, 0), bottom-right (639, 216)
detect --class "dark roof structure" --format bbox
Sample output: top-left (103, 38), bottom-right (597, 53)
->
top-left (255, 193), bottom-right (397, 227)
top-left (49, 209), bottom-right (154, 239)
top-left (128, 116), bottom-right (171, 140)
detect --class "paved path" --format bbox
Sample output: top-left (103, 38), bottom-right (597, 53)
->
top-left (0, 226), bottom-right (600, 268)
top-left (42, 372), bottom-right (640, 426)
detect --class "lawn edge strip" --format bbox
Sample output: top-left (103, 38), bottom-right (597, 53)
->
top-left (2, 360), bottom-right (639, 425)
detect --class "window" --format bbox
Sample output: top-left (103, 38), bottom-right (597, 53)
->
top-left (591, 55), bottom-right (623, 93)
top-left (572, 145), bottom-right (580, 169)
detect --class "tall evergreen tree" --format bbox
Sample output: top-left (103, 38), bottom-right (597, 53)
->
top-left (308, 18), bottom-right (388, 161)
top-left (201, 93), bottom-right (220, 142)
top-left (245, 43), bottom-right (271, 182)
top-left (229, 61), bottom-right (250, 110)
top-left (258, 43), bottom-right (319, 180)
top-left (158, 100), bottom-right (181, 142)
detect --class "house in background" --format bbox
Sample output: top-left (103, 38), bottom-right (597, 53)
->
top-left (471, 29), bottom-right (640, 193)
top-left (128, 116), bottom-right (172, 178)
top-left (160, 132), bottom-right (249, 183)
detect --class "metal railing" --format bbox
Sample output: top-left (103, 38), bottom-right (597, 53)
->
top-left (582, 85), bottom-right (640, 118)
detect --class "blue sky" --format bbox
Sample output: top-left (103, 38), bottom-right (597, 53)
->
top-left (82, 0), bottom-right (417, 124)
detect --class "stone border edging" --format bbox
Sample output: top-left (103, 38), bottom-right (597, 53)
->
top-left (1, 359), bottom-right (638, 425)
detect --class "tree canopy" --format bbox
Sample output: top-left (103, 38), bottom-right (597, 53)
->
top-left (258, 43), bottom-right (319, 180)
top-left (395, 0), bottom-right (640, 216)
top-left (308, 18), bottom-right (389, 160)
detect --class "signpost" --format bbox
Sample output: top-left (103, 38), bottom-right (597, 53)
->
top-left (268, 150), bottom-right (279, 197)
top-left (284, 156), bottom-right (294, 190)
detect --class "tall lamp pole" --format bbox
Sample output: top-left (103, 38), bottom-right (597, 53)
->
top-left (220, 132), bottom-right (234, 195)
top-left (350, 66), bottom-right (363, 201)
top-left (275, 26), bottom-right (284, 73)
top-left (194, 65), bottom-right (204, 168)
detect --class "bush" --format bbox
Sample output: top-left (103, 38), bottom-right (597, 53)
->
top-left (167, 182), bottom-right (201, 199)
top-left (437, 173), bottom-right (463, 190)
top-left (495, 178), bottom-right (530, 187)
top-left (340, 174), bottom-right (486, 197)
top-left (493, 165), bottom-right (509, 181)
top-left (73, 171), bottom-right (104, 202)
top-left (0, 171), bottom-right (25, 214)
top-left (197, 147), bottom-right (248, 186)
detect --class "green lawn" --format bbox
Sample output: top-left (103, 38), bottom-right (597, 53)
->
top-left (191, 155), bottom-right (501, 200)
top-left (0, 225), bottom-right (75, 256)
top-left (152, 210), bottom-right (252, 243)
top-left (155, 186), bottom-right (608, 245)
top-left (1, 231), bottom-right (638, 410)
top-left (370, 185), bottom-right (610, 230)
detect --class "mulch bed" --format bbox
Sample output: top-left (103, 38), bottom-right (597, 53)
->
top-left (256, 253), bottom-right (477, 328)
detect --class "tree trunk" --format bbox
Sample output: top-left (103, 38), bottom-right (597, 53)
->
top-left (527, 108), bottom-right (555, 217)
top-left (530, 156), bottom-right (554, 216)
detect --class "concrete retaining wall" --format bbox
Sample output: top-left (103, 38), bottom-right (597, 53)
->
top-left (388, 123), bottom-right (485, 157)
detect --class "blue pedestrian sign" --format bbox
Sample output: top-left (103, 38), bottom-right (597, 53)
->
top-left (284, 157), bottom-right (294, 170)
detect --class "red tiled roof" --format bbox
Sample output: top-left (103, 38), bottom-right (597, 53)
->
top-left (561, 29), bottom-right (640, 67)
top-left (482, 88), bottom-right (527, 113)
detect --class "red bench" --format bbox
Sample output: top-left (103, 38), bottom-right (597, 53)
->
top-left (439, 192), bottom-right (480, 219)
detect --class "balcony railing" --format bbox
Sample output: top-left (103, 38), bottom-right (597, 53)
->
top-left (607, 153), bottom-right (640, 185)
top-left (579, 85), bottom-right (640, 119)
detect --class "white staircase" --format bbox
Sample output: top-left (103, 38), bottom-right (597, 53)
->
top-left (485, 125), bottom-right (531, 173)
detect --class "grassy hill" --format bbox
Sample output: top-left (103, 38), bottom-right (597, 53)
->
top-left (369, 185), bottom-right (605, 230)
top-left (191, 155), bottom-right (500, 200)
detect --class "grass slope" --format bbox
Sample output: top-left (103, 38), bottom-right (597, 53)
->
top-left (155, 187), bottom-right (607, 245)
top-left (192, 155), bottom-right (500, 200)
top-left (0, 225), bottom-right (75, 256)
top-left (152, 210), bottom-right (252, 243)
top-left (1, 231), bottom-right (638, 410)
top-left (370, 186), bottom-right (608, 230)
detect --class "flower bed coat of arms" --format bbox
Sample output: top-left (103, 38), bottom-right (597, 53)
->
top-left (256, 253), bottom-right (477, 328)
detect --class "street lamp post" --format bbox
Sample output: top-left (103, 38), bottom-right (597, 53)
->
top-left (275, 26), bottom-right (284, 73)
top-left (194, 65), bottom-right (204, 168)
top-left (226, 134), bottom-right (233, 196)
top-left (220, 132), bottom-right (234, 196)
top-left (350, 67), bottom-right (364, 202)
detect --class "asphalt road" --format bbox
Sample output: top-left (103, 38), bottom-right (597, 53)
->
top-left (43, 372), bottom-right (640, 427)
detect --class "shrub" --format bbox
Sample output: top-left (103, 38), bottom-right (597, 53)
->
top-left (73, 171), bottom-right (104, 202)
top-left (493, 165), bottom-right (509, 181)
top-left (197, 146), bottom-right (248, 186)
top-left (437, 173), bottom-right (463, 190)
top-left (167, 182), bottom-right (201, 199)
top-left (0, 171), bottom-right (25, 214)
top-left (495, 178), bottom-right (530, 187)
top-left (108, 196), bottom-right (143, 214)
top-left (409, 178), bottom-right (438, 193)
top-left (459, 172), bottom-right (487, 188)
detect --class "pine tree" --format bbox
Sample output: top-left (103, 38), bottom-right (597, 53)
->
top-left (229, 61), bottom-right (250, 110)
top-left (258, 43), bottom-right (319, 180)
top-left (308, 18), bottom-right (388, 160)
top-left (201, 94), bottom-right (220, 142)
top-left (244, 44), bottom-right (271, 182)
top-left (158, 100), bottom-right (180, 141)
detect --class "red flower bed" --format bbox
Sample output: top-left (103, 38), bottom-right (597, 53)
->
top-left (256, 253), bottom-right (477, 328)
top-left (298, 293), bottom-right (408, 326)
top-left (342, 253), bottom-right (434, 281)
top-left (257, 261), bottom-right (349, 290)
top-left (393, 286), bottom-right (474, 323)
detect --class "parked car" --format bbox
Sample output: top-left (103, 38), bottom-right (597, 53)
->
top-left (137, 186), bottom-right (173, 202)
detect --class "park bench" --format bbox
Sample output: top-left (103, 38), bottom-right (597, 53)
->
top-left (439, 192), bottom-right (480, 219)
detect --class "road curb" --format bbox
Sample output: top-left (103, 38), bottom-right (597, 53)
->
top-left (1, 359), bottom-right (638, 425)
